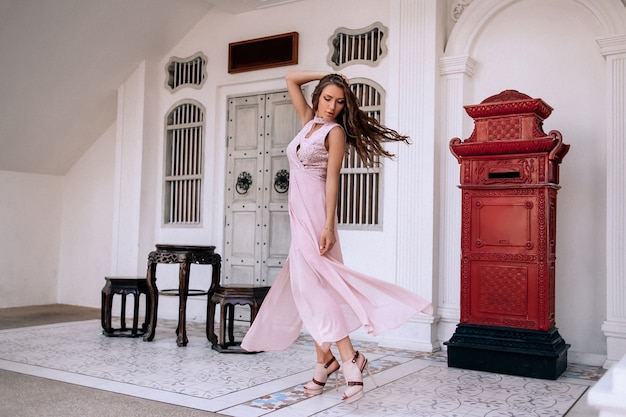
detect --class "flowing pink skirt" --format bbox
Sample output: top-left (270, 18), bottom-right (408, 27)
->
top-left (241, 164), bottom-right (433, 353)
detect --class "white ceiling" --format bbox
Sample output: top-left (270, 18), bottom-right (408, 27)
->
top-left (0, 0), bottom-right (302, 175)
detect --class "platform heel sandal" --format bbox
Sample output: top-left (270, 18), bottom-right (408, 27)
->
top-left (303, 356), bottom-right (340, 395)
top-left (342, 351), bottom-right (377, 404)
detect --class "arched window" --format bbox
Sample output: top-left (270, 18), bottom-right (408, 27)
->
top-left (163, 100), bottom-right (204, 225)
top-left (337, 78), bottom-right (385, 228)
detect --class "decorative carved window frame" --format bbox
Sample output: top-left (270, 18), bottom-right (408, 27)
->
top-left (165, 52), bottom-right (207, 92)
top-left (327, 22), bottom-right (388, 70)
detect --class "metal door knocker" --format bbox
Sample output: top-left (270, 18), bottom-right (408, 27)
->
top-left (236, 171), bottom-right (253, 194)
top-left (274, 169), bottom-right (289, 193)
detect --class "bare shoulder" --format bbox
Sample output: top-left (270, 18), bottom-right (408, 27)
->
top-left (328, 124), bottom-right (346, 141)
top-left (325, 125), bottom-right (346, 152)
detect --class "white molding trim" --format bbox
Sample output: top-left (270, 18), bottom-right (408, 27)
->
top-left (111, 61), bottom-right (146, 276)
top-left (379, 314), bottom-right (441, 352)
top-left (599, 34), bottom-right (626, 367)
top-left (436, 55), bottom-right (476, 344)
top-left (445, 0), bottom-right (626, 56)
top-left (394, 0), bottom-right (437, 297)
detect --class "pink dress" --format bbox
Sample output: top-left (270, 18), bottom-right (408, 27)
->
top-left (241, 117), bottom-right (433, 353)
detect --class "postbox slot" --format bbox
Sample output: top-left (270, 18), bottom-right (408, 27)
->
top-left (488, 171), bottom-right (520, 179)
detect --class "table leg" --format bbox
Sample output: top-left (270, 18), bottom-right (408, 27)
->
top-left (120, 293), bottom-right (127, 330)
top-left (101, 290), bottom-right (113, 334)
top-left (206, 293), bottom-right (218, 345)
top-left (143, 260), bottom-right (159, 342)
top-left (205, 260), bottom-right (221, 345)
top-left (132, 292), bottom-right (140, 335)
top-left (176, 261), bottom-right (190, 347)
top-left (228, 304), bottom-right (235, 343)
top-left (219, 303), bottom-right (228, 349)
top-left (142, 291), bottom-right (150, 331)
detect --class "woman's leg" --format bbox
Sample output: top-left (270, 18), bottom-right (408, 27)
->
top-left (315, 341), bottom-right (335, 363)
top-left (335, 336), bottom-right (356, 362)
top-left (303, 341), bottom-right (340, 394)
top-left (336, 336), bottom-right (376, 403)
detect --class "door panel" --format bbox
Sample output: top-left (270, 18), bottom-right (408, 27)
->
top-left (233, 103), bottom-right (262, 150)
top-left (224, 90), bottom-right (299, 290)
top-left (269, 211), bottom-right (290, 257)
top-left (262, 91), bottom-right (299, 285)
top-left (224, 95), bottom-right (264, 286)
top-left (231, 212), bottom-right (256, 256)
top-left (231, 157), bottom-right (259, 203)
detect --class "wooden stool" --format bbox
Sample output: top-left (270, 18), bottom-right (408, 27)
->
top-left (101, 276), bottom-right (150, 337)
top-left (207, 285), bottom-right (270, 353)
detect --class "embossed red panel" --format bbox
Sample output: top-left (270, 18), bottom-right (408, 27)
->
top-left (478, 265), bottom-right (528, 315)
top-left (472, 197), bottom-right (534, 250)
top-left (487, 117), bottom-right (521, 141)
top-left (469, 261), bottom-right (539, 328)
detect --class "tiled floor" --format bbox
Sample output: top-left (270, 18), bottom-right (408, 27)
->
top-left (0, 319), bottom-right (603, 416)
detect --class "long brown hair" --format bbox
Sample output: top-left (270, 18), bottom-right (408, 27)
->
top-left (311, 73), bottom-right (410, 165)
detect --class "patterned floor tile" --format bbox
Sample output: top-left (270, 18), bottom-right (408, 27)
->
top-left (0, 319), bottom-right (598, 416)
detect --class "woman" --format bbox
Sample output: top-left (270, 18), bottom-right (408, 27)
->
top-left (241, 70), bottom-right (433, 404)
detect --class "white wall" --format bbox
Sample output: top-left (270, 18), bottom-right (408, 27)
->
top-left (0, 170), bottom-right (62, 307)
top-left (441, 0), bottom-right (616, 363)
top-left (142, 0), bottom-right (402, 319)
top-left (56, 123), bottom-right (116, 308)
top-left (153, 0), bottom-right (397, 263)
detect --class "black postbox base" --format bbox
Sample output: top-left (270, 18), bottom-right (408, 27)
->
top-left (444, 324), bottom-right (570, 380)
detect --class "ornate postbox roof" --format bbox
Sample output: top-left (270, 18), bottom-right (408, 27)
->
top-left (450, 90), bottom-right (569, 162)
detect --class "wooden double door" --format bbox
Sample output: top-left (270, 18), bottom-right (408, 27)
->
top-left (223, 90), bottom-right (300, 288)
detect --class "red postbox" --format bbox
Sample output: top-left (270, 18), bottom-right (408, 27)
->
top-left (446, 90), bottom-right (570, 380)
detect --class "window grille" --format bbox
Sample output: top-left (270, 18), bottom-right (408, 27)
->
top-left (163, 101), bottom-right (204, 225)
top-left (337, 79), bottom-right (384, 228)
top-left (165, 52), bottom-right (207, 91)
top-left (327, 22), bottom-right (388, 70)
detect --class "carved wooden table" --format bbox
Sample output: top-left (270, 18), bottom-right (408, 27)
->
top-left (142, 244), bottom-right (221, 347)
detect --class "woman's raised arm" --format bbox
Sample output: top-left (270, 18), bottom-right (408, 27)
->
top-left (285, 70), bottom-right (328, 126)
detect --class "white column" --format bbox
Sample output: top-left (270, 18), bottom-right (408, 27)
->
top-left (436, 55), bottom-right (476, 345)
top-left (110, 61), bottom-right (146, 276)
top-left (598, 35), bottom-right (626, 367)
top-left (379, 0), bottom-right (441, 351)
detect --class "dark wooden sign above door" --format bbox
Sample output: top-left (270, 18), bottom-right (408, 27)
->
top-left (228, 32), bottom-right (298, 74)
